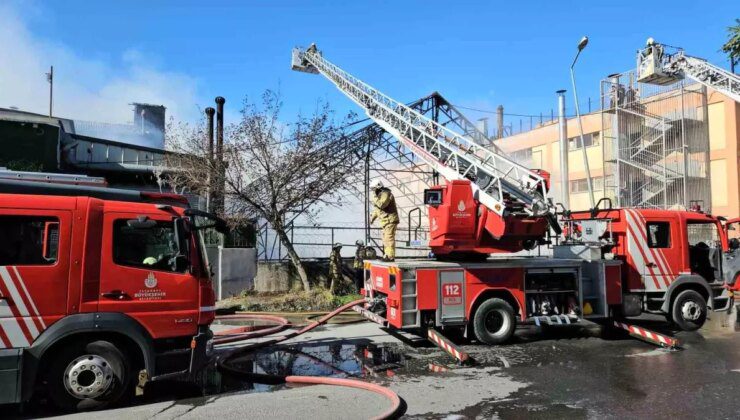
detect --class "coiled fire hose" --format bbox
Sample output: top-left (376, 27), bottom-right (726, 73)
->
top-left (213, 299), bottom-right (403, 420)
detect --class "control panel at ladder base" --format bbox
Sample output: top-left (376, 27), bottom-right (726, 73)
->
top-left (424, 179), bottom-right (550, 256)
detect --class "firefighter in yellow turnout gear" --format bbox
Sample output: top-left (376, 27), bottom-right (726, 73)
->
top-left (369, 180), bottom-right (399, 261)
top-left (328, 243), bottom-right (344, 294)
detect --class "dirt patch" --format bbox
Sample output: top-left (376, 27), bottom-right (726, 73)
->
top-left (218, 289), bottom-right (363, 312)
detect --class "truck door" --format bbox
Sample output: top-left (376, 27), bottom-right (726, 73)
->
top-left (0, 211), bottom-right (71, 348)
top-left (686, 221), bottom-right (722, 284)
top-left (99, 212), bottom-right (199, 339)
top-left (638, 215), bottom-right (680, 291)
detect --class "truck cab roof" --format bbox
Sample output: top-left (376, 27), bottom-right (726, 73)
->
top-left (0, 178), bottom-right (190, 209)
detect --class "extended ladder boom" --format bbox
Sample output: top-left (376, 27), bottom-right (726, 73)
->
top-left (637, 41), bottom-right (740, 103)
top-left (292, 44), bottom-right (551, 216)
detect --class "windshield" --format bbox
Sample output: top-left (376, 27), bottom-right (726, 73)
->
top-left (687, 222), bottom-right (720, 248)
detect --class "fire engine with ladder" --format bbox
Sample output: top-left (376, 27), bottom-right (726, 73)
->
top-left (292, 42), bottom-right (740, 357)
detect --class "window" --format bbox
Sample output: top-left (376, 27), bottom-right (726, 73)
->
top-left (568, 132), bottom-right (600, 150)
top-left (646, 222), bottom-right (671, 248)
top-left (510, 148), bottom-right (532, 164)
top-left (570, 176), bottom-right (604, 193)
top-left (113, 219), bottom-right (184, 272)
top-left (0, 216), bottom-right (59, 265)
top-left (687, 223), bottom-right (719, 247)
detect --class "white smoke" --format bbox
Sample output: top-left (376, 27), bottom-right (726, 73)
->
top-left (0, 3), bottom-right (202, 148)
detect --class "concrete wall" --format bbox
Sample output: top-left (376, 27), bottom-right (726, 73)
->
top-left (254, 259), bottom-right (358, 293)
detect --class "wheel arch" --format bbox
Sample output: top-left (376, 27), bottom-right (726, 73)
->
top-left (21, 312), bottom-right (155, 402)
top-left (660, 275), bottom-right (712, 314)
top-left (468, 288), bottom-right (522, 322)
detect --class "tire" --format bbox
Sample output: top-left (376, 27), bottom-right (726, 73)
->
top-left (46, 340), bottom-right (136, 412)
top-left (671, 289), bottom-right (707, 332)
top-left (473, 298), bottom-right (516, 344)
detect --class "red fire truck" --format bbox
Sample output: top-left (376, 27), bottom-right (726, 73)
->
top-left (291, 44), bottom-right (740, 346)
top-left (361, 184), bottom-right (738, 345)
top-left (0, 178), bottom-right (222, 410)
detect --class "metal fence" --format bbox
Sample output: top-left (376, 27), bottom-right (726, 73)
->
top-left (256, 222), bottom-right (429, 261)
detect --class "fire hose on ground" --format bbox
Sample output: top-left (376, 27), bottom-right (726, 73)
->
top-left (212, 299), bottom-right (403, 420)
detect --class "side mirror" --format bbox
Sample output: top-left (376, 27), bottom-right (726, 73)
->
top-left (173, 218), bottom-right (190, 271)
top-left (172, 254), bottom-right (189, 272)
top-left (42, 221), bottom-right (59, 261)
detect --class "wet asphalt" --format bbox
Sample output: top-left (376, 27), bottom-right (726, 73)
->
top-left (10, 307), bottom-right (740, 419)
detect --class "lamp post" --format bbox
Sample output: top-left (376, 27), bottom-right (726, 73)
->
top-left (570, 36), bottom-right (595, 209)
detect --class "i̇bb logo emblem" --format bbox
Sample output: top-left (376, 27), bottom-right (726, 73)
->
top-left (145, 272), bottom-right (158, 289)
top-left (452, 201), bottom-right (470, 218)
top-left (442, 283), bottom-right (462, 305)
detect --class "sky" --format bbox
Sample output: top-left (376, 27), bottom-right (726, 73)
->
top-left (1, 0), bottom-right (737, 144)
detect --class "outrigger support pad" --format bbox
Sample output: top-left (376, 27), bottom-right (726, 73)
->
top-left (427, 327), bottom-right (473, 365)
top-left (612, 320), bottom-right (681, 349)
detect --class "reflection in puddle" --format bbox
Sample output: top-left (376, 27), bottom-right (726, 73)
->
top-left (192, 342), bottom-right (408, 397)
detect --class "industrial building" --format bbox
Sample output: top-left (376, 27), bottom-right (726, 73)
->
top-left (0, 103), bottom-right (169, 192)
top-left (496, 81), bottom-right (738, 217)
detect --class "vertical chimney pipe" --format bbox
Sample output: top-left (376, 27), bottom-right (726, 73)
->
top-left (214, 97), bottom-right (226, 215)
top-left (557, 89), bottom-right (570, 209)
top-left (215, 97), bottom-right (225, 162)
top-left (204, 107), bottom-right (215, 213)
top-left (205, 107), bottom-right (215, 158)
top-left (496, 105), bottom-right (504, 139)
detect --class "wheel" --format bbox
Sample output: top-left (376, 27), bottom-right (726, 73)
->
top-left (46, 340), bottom-right (137, 411)
top-left (472, 298), bottom-right (516, 344)
top-left (671, 289), bottom-right (707, 332)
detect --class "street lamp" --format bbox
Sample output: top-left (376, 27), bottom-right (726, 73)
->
top-left (570, 36), bottom-right (595, 209)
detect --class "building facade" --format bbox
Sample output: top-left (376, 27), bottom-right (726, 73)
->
top-left (495, 84), bottom-right (739, 218)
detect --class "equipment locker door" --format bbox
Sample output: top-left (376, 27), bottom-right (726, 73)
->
top-left (439, 270), bottom-right (465, 324)
top-left (99, 212), bottom-right (199, 339)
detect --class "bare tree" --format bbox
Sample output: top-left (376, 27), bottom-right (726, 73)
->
top-left (167, 90), bottom-right (368, 291)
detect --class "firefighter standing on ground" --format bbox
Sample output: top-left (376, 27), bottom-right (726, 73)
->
top-left (369, 180), bottom-right (399, 261)
top-left (328, 242), bottom-right (344, 294)
top-left (353, 240), bottom-right (377, 291)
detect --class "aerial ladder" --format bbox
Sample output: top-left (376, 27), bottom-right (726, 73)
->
top-left (292, 44), bottom-right (560, 256)
top-left (637, 38), bottom-right (740, 103)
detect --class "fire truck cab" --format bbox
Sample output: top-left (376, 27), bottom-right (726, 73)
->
top-left (568, 207), bottom-right (736, 331)
top-left (0, 180), bottom-right (221, 411)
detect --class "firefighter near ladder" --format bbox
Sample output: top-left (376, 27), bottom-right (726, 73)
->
top-left (354, 240), bottom-right (377, 291)
top-left (369, 180), bottom-right (399, 262)
top-left (328, 243), bottom-right (343, 294)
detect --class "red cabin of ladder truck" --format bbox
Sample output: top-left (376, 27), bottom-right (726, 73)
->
top-left (292, 43), bottom-right (739, 345)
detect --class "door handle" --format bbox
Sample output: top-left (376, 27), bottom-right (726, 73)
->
top-left (101, 290), bottom-right (130, 300)
top-left (646, 262), bottom-right (656, 268)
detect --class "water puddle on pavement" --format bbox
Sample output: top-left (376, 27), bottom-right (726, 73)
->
top-left (136, 340), bottom-right (418, 406)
